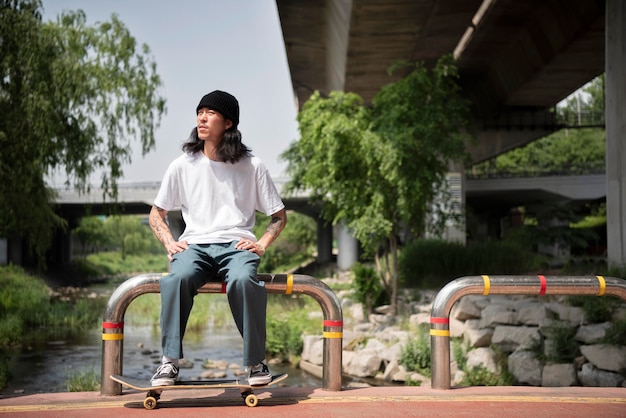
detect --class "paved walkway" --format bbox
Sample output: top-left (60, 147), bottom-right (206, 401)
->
top-left (0, 385), bottom-right (624, 417)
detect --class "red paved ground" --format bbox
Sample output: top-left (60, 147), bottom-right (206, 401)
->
top-left (0, 385), bottom-right (624, 417)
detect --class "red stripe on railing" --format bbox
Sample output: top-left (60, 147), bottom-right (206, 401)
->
top-left (538, 275), bottom-right (547, 295)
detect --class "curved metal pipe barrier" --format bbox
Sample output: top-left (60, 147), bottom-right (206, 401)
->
top-left (430, 275), bottom-right (626, 389)
top-left (101, 273), bottom-right (343, 395)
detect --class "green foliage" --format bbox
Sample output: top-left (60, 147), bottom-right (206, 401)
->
top-left (265, 295), bottom-right (320, 362)
top-left (541, 323), bottom-right (580, 363)
top-left (74, 215), bottom-right (162, 259)
top-left (370, 56), bottom-right (472, 240)
top-left (73, 216), bottom-right (108, 255)
top-left (470, 75), bottom-right (606, 179)
top-left (399, 239), bottom-right (541, 289)
top-left (0, 1), bottom-right (166, 263)
top-left (453, 340), bottom-right (514, 386)
top-left (254, 212), bottom-right (317, 273)
top-left (399, 325), bottom-right (431, 377)
top-left (282, 55), bottom-right (472, 314)
top-left (460, 365), bottom-right (515, 387)
top-left (0, 264), bottom-right (107, 389)
top-left (470, 128), bottom-right (605, 178)
top-left (0, 265), bottom-right (50, 345)
top-left (350, 263), bottom-right (386, 314)
top-left (602, 318), bottom-right (626, 345)
top-left (568, 295), bottom-right (621, 323)
top-left (79, 251), bottom-right (168, 277)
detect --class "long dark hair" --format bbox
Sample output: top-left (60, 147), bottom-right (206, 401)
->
top-left (182, 127), bottom-right (252, 164)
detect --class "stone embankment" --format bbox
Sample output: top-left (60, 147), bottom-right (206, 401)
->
top-left (300, 278), bottom-right (626, 388)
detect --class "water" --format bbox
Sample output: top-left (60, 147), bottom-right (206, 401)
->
top-left (0, 288), bottom-right (322, 396)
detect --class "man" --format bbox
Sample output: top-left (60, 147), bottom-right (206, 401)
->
top-left (148, 90), bottom-right (287, 387)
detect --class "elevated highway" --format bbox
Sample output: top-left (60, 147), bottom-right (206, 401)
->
top-left (275, 0), bottom-right (626, 266)
top-left (49, 174), bottom-right (606, 266)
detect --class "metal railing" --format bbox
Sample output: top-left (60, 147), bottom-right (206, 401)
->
top-left (101, 273), bottom-right (343, 395)
top-left (430, 275), bottom-right (626, 389)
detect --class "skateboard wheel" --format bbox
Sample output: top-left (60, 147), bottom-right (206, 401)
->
top-left (244, 393), bottom-right (258, 407)
top-left (143, 396), bottom-right (158, 410)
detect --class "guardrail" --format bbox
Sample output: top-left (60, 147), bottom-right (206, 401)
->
top-left (101, 273), bottom-right (343, 395)
top-left (429, 275), bottom-right (626, 389)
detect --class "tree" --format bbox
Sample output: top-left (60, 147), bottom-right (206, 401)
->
top-left (0, 0), bottom-right (166, 264)
top-left (73, 216), bottom-right (107, 256)
top-left (282, 55), bottom-right (471, 315)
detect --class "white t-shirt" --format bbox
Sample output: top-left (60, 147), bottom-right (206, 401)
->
top-left (154, 152), bottom-right (285, 244)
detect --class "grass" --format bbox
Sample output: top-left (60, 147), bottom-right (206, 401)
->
top-left (0, 265), bottom-right (109, 390)
top-left (66, 366), bottom-right (101, 392)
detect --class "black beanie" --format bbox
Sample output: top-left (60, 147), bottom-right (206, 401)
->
top-left (196, 90), bottom-right (240, 126)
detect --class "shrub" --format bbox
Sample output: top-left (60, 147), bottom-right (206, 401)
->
top-left (265, 295), bottom-right (320, 362)
top-left (541, 323), bottom-right (580, 363)
top-left (399, 325), bottom-right (431, 377)
top-left (568, 295), bottom-right (621, 323)
top-left (351, 262), bottom-right (386, 314)
top-left (603, 318), bottom-right (626, 345)
top-left (399, 238), bottom-right (541, 289)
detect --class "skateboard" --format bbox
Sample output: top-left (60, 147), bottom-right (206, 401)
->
top-left (110, 373), bottom-right (288, 409)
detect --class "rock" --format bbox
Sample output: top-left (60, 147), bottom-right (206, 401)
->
top-left (508, 351), bottom-right (542, 386)
top-left (492, 326), bottom-right (540, 352)
top-left (466, 347), bottom-right (498, 373)
top-left (452, 297), bottom-right (481, 321)
top-left (580, 344), bottom-right (626, 372)
top-left (309, 282), bottom-right (626, 388)
top-left (301, 335), bottom-right (324, 366)
top-left (517, 302), bottom-right (552, 325)
top-left (479, 305), bottom-right (517, 328)
top-left (575, 323), bottom-right (612, 344)
top-left (343, 351), bottom-right (382, 377)
top-left (383, 359), bottom-right (400, 381)
top-left (577, 363), bottom-right (624, 387)
top-left (545, 303), bottom-right (585, 325)
top-left (464, 328), bottom-right (493, 348)
top-left (541, 363), bottom-right (578, 387)
top-left (409, 312), bottom-right (430, 328)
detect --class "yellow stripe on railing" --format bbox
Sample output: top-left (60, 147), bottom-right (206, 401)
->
top-left (481, 275), bottom-right (491, 295)
top-left (102, 333), bottom-right (124, 341)
top-left (597, 275), bottom-right (606, 296)
top-left (430, 329), bottom-right (450, 337)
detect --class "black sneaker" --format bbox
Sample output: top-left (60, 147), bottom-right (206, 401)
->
top-left (248, 362), bottom-right (272, 386)
top-left (151, 362), bottom-right (179, 386)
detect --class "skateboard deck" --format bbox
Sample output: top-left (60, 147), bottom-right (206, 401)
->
top-left (110, 373), bottom-right (288, 409)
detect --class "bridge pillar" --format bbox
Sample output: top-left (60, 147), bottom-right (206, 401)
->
top-left (316, 219), bottom-right (333, 264)
top-left (337, 223), bottom-right (358, 271)
top-left (606, 0), bottom-right (626, 268)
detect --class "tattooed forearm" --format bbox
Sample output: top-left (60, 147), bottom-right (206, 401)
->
top-left (149, 205), bottom-right (174, 245)
top-left (265, 215), bottom-right (284, 238)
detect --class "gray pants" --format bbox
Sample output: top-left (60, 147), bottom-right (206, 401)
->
top-left (159, 242), bottom-right (266, 367)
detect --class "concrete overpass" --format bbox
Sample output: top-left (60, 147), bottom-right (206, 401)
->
top-left (275, 0), bottom-right (626, 267)
top-left (43, 174), bottom-right (605, 267)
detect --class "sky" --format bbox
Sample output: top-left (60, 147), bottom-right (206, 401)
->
top-left (42, 0), bottom-right (300, 184)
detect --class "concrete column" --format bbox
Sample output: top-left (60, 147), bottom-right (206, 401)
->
top-left (606, 0), bottom-right (626, 268)
top-left (337, 223), bottom-right (358, 271)
top-left (316, 218), bottom-right (333, 264)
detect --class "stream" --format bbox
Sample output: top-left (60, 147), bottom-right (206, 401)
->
top-left (0, 284), bottom-right (322, 396)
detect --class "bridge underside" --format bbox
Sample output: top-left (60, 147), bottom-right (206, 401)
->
top-left (276, 0), bottom-right (605, 162)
